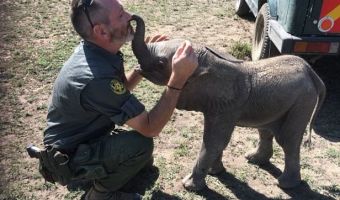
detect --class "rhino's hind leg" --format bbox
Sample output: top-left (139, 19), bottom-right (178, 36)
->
top-left (275, 97), bottom-right (316, 189)
top-left (245, 129), bottom-right (274, 165)
top-left (182, 114), bottom-right (235, 191)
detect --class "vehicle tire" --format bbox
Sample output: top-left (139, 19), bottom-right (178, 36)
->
top-left (251, 3), bottom-right (280, 61)
top-left (235, 0), bottom-right (250, 16)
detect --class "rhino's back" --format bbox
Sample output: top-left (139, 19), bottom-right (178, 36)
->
top-left (237, 55), bottom-right (316, 127)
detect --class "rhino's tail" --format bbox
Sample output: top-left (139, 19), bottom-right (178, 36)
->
top-left (304, 63), bottom-right (326, 148)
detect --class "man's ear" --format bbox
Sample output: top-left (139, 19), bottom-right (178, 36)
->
top-left (93, 24), bottom-right (110, 41)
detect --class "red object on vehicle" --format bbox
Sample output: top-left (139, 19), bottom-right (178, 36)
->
top-left (318, 0), bottom-right (340, 33)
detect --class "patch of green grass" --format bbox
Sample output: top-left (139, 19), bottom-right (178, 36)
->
top-left (181, 129), bottom-right (190, 138)
top-left (303, 173), bottom-right (315, 185)
top-left (36, 103), bottom-right (48, 111)
top-left (246, 136), bottom-right (258, 148)
top-left (155, 156), bottom-right (167, 171)
top-left (174, 143), bottom-right (190, 157)
top-left (162, 124), bottom-right (178, 135)
top-left (33, 38), bottom-right (79, 80)
top-left (235, 169), bottom-right (248, 182)
top-left (177, 126), bottom-right (198, 139)
top-left (33, 182), bottom-right (58, 191)
top-left (325, 148), bottom-right (340, 163)
top-left (162, 164), bottom-right (182, 182)
top-left (0, 188), bottom-right (29, 200)
top-left (272, 143), bottom-right (283, 158)
top-left (133, 81), bottom-right (163, 110)
top-left (300, 157), bottom-right (313, 170)
top-left (230, 41), bottom-right (252, 60)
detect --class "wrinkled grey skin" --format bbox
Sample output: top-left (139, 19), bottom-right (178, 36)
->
top-left (131, 15), bottom-right (326, 190)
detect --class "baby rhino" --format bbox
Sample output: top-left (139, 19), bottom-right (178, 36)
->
top-left (131, 15), bottom-right (326, 190)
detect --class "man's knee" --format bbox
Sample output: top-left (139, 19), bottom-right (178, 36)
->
top-left (109, 129), bottom-right (154, 160)
top-left (129, 130), bottom-right (154, 158)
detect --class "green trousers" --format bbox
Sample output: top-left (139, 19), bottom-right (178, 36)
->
top-left (69, 129), bottom-right (153, 191)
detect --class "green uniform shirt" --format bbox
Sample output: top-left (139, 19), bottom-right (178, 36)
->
top-left (44, 41), bottom-right (145, 150)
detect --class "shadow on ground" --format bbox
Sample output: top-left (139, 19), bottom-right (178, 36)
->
top-left (195, 166), bottom-right (336, 200)
top-left (313, 56), bottom-right (340, 141)
top-left (125, 166), bottom-right (182, 199)
top-left (197, 171), bottom-right (268, 200)
top-left (281, 182), bottom-right (336, 200)
top-left (0, 0), bottom-right (20, 191)
top-left (0, 1), bottom-right (15, 97)
top-left (125, 166), bottom-right (160, 194)
top-left (69, 166), bottom-right (181, 199)
top-left (258, 163), bottom-right (336, 200)
top-left (71, 163), bottom-right (337, 199)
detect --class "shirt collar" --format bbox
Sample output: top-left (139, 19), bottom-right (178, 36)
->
top-left (83, 40), bottom-right (124, 64)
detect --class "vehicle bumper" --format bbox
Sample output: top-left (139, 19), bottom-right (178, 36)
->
top-left (268, 20), bottom-right (340, 55)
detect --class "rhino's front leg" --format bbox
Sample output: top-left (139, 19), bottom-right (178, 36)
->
top-left (182, 113), bottom-right (235, 191)
top-left (208, 152), bottom-right (225, 175)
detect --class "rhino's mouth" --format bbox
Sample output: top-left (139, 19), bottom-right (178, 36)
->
top-left (128, 19), bottom-right (136, 35)
top-left (125, 23), bottom-right (135, 43)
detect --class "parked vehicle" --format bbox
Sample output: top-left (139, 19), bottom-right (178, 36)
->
top-left (235, 0), bottom-right (340, 60)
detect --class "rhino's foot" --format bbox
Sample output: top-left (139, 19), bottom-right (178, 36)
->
top-left (208, 161), bottom-right (225, 175)
top-left (245, 150), bottom-right (272, 165)
top-left (182, 173), bottom-right (206, 191)
top-left (277, 172), bottom-right (301, 189)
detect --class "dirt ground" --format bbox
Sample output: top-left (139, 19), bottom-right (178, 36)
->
top-left (0, 0), bottom-right (339, 199)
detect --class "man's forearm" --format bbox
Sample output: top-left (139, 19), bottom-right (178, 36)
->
top-left (146, 87), bottom-right (181, 135)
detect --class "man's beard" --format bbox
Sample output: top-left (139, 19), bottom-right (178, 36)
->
top-left (110, 23), bottom-right (134, 44)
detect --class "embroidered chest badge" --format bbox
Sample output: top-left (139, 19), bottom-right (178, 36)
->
top-left (110, 79), bottom-right (126, 95)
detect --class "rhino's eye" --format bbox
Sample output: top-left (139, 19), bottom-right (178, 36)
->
top-left (157, 57), bottom-right (168, 68)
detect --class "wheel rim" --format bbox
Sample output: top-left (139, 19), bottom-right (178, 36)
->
top-left (253, 14), bottom-right (265, 60)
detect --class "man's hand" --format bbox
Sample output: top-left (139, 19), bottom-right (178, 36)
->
top-left (168, 41), bottom-right (198, 89)
top-left (145, 35), bottom-right (168, 43)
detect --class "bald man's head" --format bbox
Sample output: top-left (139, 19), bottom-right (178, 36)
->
top-left (70, 0), bottom-right (111, 39)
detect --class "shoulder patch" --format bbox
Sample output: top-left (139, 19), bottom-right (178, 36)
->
top-left (110, 79), bottom-right (126, 95)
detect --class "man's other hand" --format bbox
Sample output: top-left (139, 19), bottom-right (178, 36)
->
top-left (145, 35), bottom-right (169, 43)
top-left (168, 41), bottom-right (198, 89)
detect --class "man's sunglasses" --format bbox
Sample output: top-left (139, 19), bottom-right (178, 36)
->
top-left (78, 0), bottom-right (95, 28)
